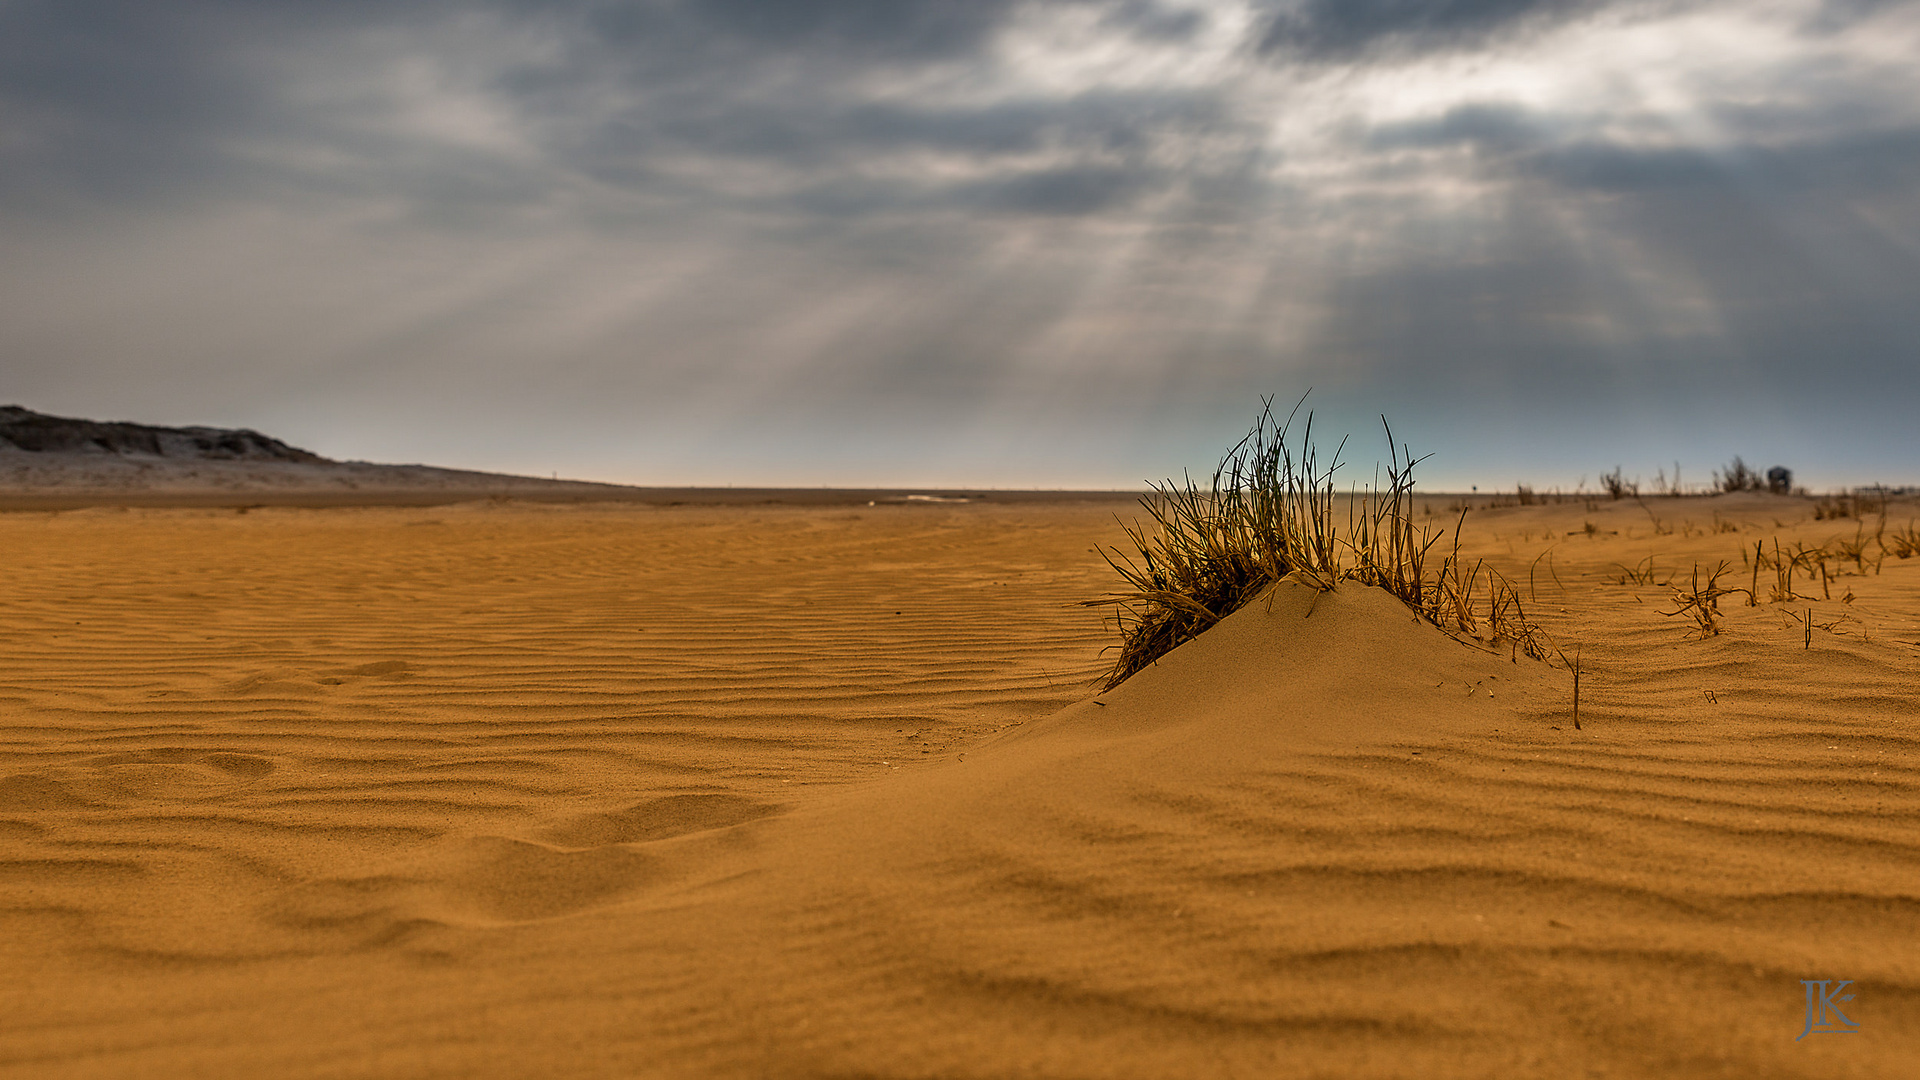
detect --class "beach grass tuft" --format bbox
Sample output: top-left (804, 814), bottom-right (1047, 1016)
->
top-left (1084, 395), bottom-right (1555, 690)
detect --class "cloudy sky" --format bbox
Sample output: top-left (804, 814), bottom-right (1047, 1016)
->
top-left (3, 0), bottom-right (1917, 489)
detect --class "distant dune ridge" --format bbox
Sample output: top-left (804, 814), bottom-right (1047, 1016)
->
top-left (0, 404), bottom-right (327, 462)
top-left (0, 404), bottom-right (639, 504)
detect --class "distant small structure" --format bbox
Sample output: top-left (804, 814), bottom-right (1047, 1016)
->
top-left (1766, 466), bottom-right (1792, 495)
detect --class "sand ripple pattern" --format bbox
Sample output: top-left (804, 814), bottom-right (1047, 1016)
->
top-left (2, 496), bottom-right (1917, 1077)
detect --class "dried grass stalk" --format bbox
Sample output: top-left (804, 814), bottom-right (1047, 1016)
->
top-left (1084, 396), bottom-right (1556, 690)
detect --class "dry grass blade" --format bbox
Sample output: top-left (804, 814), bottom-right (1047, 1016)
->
top-left (1832, 524), bottom-right (1875, 573)
top-left (1660, 561), bottom-right (1747, 637)
top-left (1607, 555), bottom-right (1669, 587)
top-left (1883, 521), bottom-right (1920, 559)
top-left (1756, 538), bottom-right (1809, 603)
top-left (1601, 467), bottom-right (1636, 500)
top-left (1084, 396), bottom-right (1555, 690)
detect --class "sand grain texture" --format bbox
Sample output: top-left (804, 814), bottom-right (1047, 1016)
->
top-left (2, 495), bottom-right (1917, 1077)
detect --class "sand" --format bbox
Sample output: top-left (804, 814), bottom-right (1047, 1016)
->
top-left (2, 492), bottom-right (1916, 1077)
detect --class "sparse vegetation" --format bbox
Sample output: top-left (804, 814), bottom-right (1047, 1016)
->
top-left (1601, 467), bottom-right (1637, 500)
top-left (1814, 491), bottom-right (1886, 520)
top-left (1755, 538), bottom-right (1816, 603)
top-left (1084, 396), bottom-right (1556, 690)
top-left (1090, 419), bottom-right (1907, 672)
top-left (1716, 457), bottom-right (1762, 493)
top-left (1607, 556), bottom-right (1670, 587)
top-left (1661, 562), bottom-right (1746, 637)
top-left (1728, 526), bottom-right (1896, 614)
top-left (1832, 524), bottom-right (1880, 575)
top-left (1883, 521), bottom-right (1920, 559)
top-left (1786, 606), bottom-right (1855, 644)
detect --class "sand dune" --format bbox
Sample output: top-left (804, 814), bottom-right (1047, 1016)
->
top-left (2, 494), bottom-right (1916, 1077)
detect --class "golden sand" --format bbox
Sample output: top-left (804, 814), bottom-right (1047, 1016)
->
top-left (2, 494), bottom-right (1916, 1077)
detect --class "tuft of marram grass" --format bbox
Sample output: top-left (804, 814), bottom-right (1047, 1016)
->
top-left (1083, 396), bottom-right (1558, 690)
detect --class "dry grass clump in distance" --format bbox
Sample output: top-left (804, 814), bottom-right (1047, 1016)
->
top-left (1716, 457), bottom-right (1763, 493)
top-left (1084, 396), bottom-right (1556, 690)
top-left (1815, 490), bottom-right (1888, 521)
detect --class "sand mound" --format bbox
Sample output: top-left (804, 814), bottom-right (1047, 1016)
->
top-left (610, 581), bottom-right (1575, 1075)
top-left (1022, 576), bottom-right (1560, 743)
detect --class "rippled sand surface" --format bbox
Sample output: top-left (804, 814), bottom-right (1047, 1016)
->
top-left (2, 494), bottom-right (1916, 1077)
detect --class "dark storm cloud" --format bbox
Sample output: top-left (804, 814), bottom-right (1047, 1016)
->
top-left (553, 88), bottom-right (1231, 223)
top-left (0, 0), bottom-right (1011, 194)
top-left (1805, 0), bottom-right (1913, 31)
top-left (505, 3), bottom-right (1235, 222)
top-left (7, 0), bottom-right (1912, 225)
top-left (1367, 97), bottom-right (1920, 202)
top-left (1255, 0), bottom-right (1604, 59)
top-left (606, 0), bottom-right (1203, 52)
top-left (1, 0), bottom-right (1227, 223)
top-left (1543, 127), bottom-right (1920, 198)
top-left (1341, 77), bottom-right (1920, 354)
top-left (956, 163), bottom-right (1157, 216)
top-left (661, 0), bottom-right (1019, 55)
top-left (781, 164), bottom-right (1155, 218)
top-left (1098, 0), bottom-right (1210, 40)
top-left (566, 91), bottom-right (1220, 172)
top-left (0, 0), bottom-right (476, 209)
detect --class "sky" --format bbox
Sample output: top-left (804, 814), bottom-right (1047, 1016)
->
top-left (2, 0), bottom-right (1917, 491)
